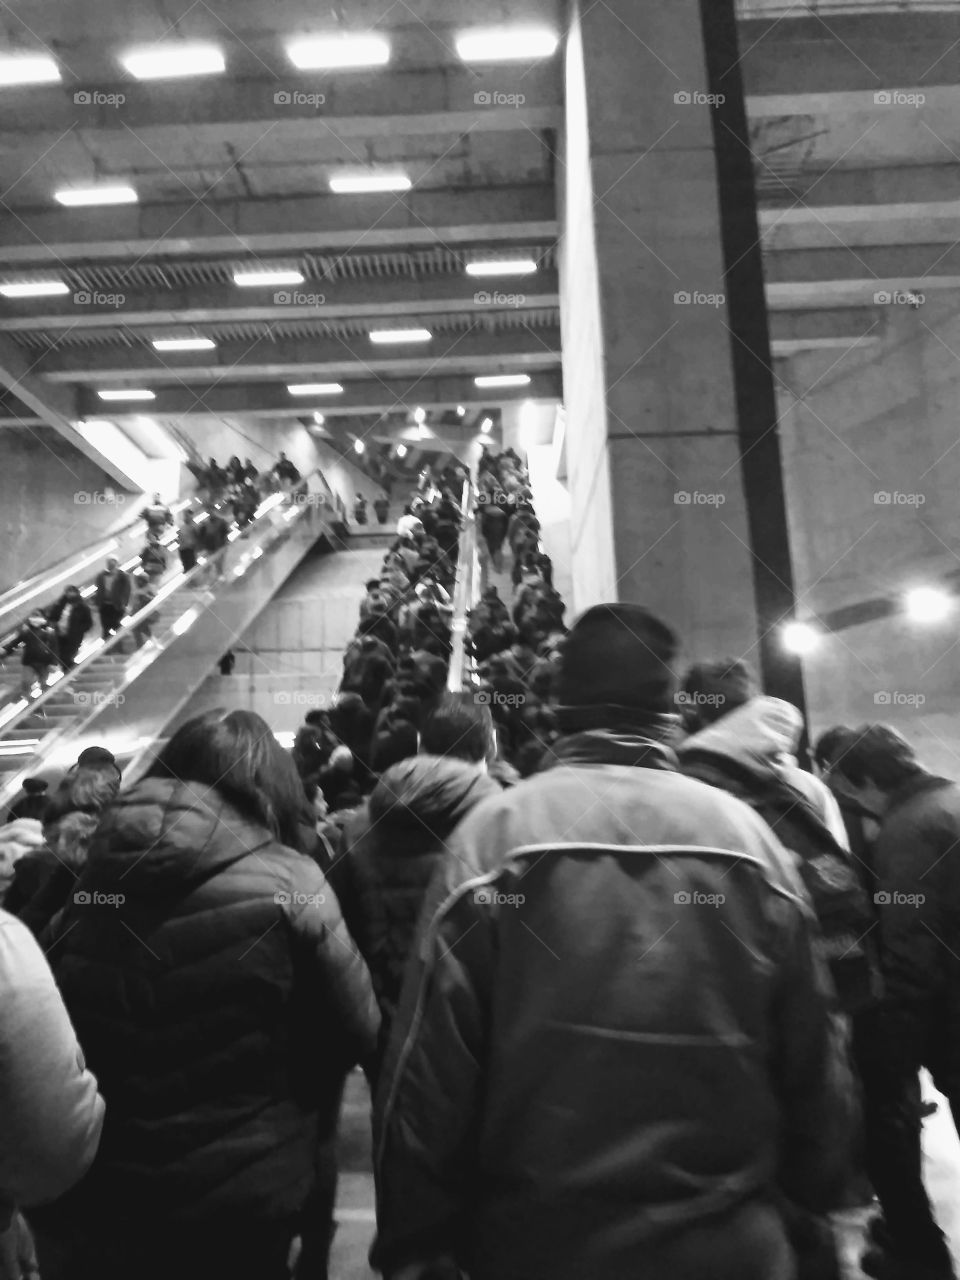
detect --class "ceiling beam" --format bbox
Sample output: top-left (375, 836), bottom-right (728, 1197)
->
top-left (0, 270), bottom-right (560, 332)
top-left (764, 241), bottom-right (960, 285)
top-left (39, 326), bottom-right (562, 384)
top-left (769, 307), bottom-right (884, 352)
top-left (759, 164), bottom-right (960, 209)
top-left (79, 370), bottom-right (563, 420)
top-left (0, 185), bottom-right (557, 265)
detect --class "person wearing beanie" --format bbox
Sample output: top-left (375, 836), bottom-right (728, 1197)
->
top-left (6, 777), bottom-right (51, 825)
top-left (374, 602), bottom-right (855, 1280)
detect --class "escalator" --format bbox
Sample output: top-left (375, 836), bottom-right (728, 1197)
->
top-left (0, 478), bottom-right (341, 807)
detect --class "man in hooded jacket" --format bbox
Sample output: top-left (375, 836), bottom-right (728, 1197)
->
top-left (373, 603), bottom-right (855, 1280)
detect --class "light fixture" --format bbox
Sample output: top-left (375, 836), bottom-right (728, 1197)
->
top-left (55, 185), bottom-right (138, 207)
top-left (413, 406), bottom-right (426, 424)
top-left (233, 268), bottom-right (304, 287)
top-left (0, 280), bottom-right (69, 298)
top-left (354, 438), bottom-right (365, 454)
top-left (328, 172), bottom-right (411, 194)
top-left (904, 586), bottom-right (954, 624)
top-left (474, 373), bottom-right (530, 388)
top-left (151, 336), bottom-right (216, 352)
top-left (480, 417), bottom-right (492, 434)
top-left (418, 423), bottom-right (429, 440)
top-left (369, 327), bottom-right (432, 344)
top-left (286, 34), bottom-right (390, 69)
top-left (97, 388), bottom-right (155, 401)
top-left (396, 443), bottom-right (408, 458)
top-left (781, 621), bottom-right (822, 656)
top-left (0, 54), bottom-right (60, 87)
top-left (457, 404), bottom-right (466, 416)
top-left (466, 258), bottom-right (537, 277)
top-left (120, 42), bottom-right (226, 80)
top-left (313, 412), bottom-right (325, 425)
top-left (288, 382), bottom-right (343, 396)
top-left (456, 27), bottom-right (559, 62)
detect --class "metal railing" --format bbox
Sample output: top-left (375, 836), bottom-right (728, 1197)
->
top-left (447, 480), bottom-right (481, 693)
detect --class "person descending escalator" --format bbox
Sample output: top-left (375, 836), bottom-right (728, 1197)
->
top-left (0, 613), bottom-right (59, 700)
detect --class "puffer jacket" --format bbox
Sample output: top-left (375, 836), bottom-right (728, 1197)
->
top-left (335, 756), bottom-right (499, 1035)
top-left (35, 777), bottom-right (378, 1236)
top-left (373, 731), bottom-right (855, 1280)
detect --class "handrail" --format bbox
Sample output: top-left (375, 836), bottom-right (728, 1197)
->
top-left (447, 479), bottom-right (480, 693)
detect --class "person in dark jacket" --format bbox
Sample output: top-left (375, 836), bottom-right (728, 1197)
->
top-left (177, 510), bottom-right (200, 573)
top-left (1, 613), bottom-right (58, 698)
top-left (139, 531), bottom-right (167, 582)
top-left (93, 557), bottom-right (132, 639)
top-left (30, 709), bottom-right (378, 1280)
top-left (143, 492), bottom-right (173, 537)
top-left (814, 725), bottom-right (880, 895)
top-left (6, 776), bottom-right (51, 825)
top-left (47, 586), bottom-right (93, 671)
top-left (373, 604), bottom-right (855, 1280)
top-left (830, 725), bottom-right (960, 1280)
top-left (373, 493), bottom-right (390, 525)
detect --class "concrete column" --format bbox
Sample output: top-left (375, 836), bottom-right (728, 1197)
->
top-left (560, 0), bottom-right (803, 701)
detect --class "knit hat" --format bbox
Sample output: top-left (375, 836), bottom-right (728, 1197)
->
top-left (554, 604), bottom-right (679, 728)
top-left (680, 658), bottom-right (756, 725)
top-left (76, 745), bottom-right (117, 770)
top-left (22, 776), bottom-right (48, 794)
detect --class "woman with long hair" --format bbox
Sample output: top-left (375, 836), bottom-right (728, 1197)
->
top-left (32, 709), bottom-right (378, 1280)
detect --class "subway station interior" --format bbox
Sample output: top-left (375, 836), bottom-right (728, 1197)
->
top-left (3, 2), bottom-right (960, 1279)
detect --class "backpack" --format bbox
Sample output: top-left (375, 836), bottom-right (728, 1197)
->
top-left (683, 754), bottom-right (882, 1013)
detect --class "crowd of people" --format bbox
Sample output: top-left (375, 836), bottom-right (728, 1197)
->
top-left (1, 448), bottom-right (959, 1280)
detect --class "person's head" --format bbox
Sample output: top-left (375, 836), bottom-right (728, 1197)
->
top-left (106, 556), bottom-right (119, 571)
top-left (554, 604), bottom-right (679, 734)
top-left (827, 724), bottom-right (925, 817)
top-left (421, 695), bottom-right (496, 767)
top-left (279, 451), bottom-right (287, 460)
top-left (365, 578), bottom-right (380, 593)
top-left (370, 719), bottom-right (419, 774)
top-left (812, 726), bottom-right (853, 776)
top-left (147, 708), bottom-right (307, 849)
top-left (152, 491), bottom-right (162, 503)
top-left (679, 658), bottom-right (757, 732)
top-left (64, 584), bottom-right (81, 602)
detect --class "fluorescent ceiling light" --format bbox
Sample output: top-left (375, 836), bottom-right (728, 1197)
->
top-left (781, 621), bottom-right (822, 656)
top-left (417, 423), bottom-right (429, 439)
top-left (329, 172), bottom-right (411, 194)
top-left (151, 336), bottom-right (216, 351)
top-left (121, 42), bottom-right (226, 80)
top-left (904, 586), bottom-right (953, 624)
top-left (456, 405), bottom-right (466, 416)
top-left (466, 258), bottom-right (537, 277)
top-left (55, 185), bottom-right (138, 207)
top-left (353, 438), bottom-right (365, 454)
top-left (413, 406), bottom-right (426, 424)
top-left (480, 417), bottom-right (492, 433)
top-left (0, 280), bottom-right (69, 298)
top-left (456, 27), bottom-right (559, 62)
top-left (396, 443), bottom-right (407, 458)
top-left (474, 373), bottom-right (530, 388)
top-left (0, 54), bottom-right (60, 86)
top-left (287, 382), bottom-right (343, 395)
top-left (97, 388), bottom-right (156, 401)
top-left (313, 412), bottom-right (325, 425)
top-left (369, 327), bottom-right (432, 344)
top-left (233, 268), bottom-right (304, 287)
top-left (287, 34), bottom-right (390, 69)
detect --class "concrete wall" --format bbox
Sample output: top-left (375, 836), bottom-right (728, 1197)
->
top-left (0, 427), bottom-right (136, 591)
top-left (559, 0), bottom-right (618, 611)
top-left (183, 417), bottom-right (320, 486)
top-left (779, 292), bottom-right (960, 771)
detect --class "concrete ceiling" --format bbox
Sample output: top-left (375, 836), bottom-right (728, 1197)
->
top-left (0, 0), bottom-right (952, 456)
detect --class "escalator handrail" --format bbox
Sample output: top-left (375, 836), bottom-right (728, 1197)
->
top-left (447, 479), bottom-right (480, 693)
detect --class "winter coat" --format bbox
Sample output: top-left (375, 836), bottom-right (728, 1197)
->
top-left (3, 621), bottom-right (58, 669)
top-left (865, 772), bottom-right (960, 1092)
top-left (47, 597), bottom-right (93, 646)
top-left (139, 542), bottom-right (167, 577)
top-left (373, 730), bottom-right (855, 1280)
top-left (678, 698), bottom-right (879, 1013)
top-left (0, 908), bottom-right (104, 1231)
top-left (94, 569), bottom-right (132, 613)
top-left (37, 777), bottom-right (378, 1237)
top-left (335, 757), bottom-right (499, 1036)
